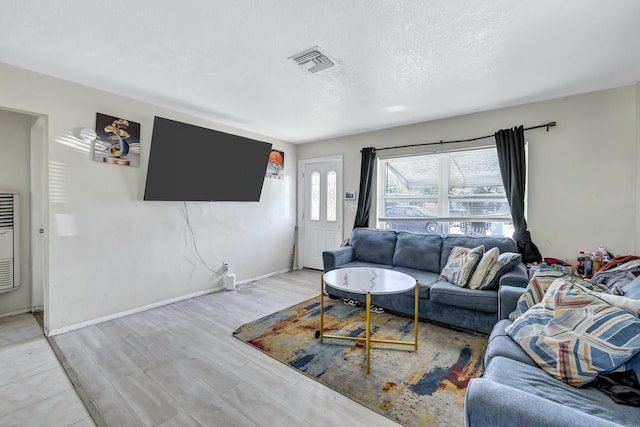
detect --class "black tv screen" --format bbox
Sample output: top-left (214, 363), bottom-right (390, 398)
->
top-left (144, 117), bottom-right (273, 201)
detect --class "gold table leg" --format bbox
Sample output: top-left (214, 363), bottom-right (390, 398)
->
top-left (320, 276), bottom-right (324, 342)
top-left (414, 280), bottom-right (419, 350)
top-left (366, 292), bottom-right (371, 375)
top-left (319, 275), bottom-right (418, 375)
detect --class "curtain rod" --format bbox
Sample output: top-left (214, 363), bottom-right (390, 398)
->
top-left (371, 121), bottom-right (556, 152)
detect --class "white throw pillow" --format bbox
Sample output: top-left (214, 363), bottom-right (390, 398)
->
top-left (468, 247), bottom-right (499, 290)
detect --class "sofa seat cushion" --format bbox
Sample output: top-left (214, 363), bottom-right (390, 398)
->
top-left (485, 320), bottom-right (537, 368)
top-left (392, 232), bottom-right (443, 272)
top-left (485, 335), bottom-right (538, 369)
top-left (488, 318), bottom-right (512, 341)
top-left (429, 280), bottom-right (497, 313)
top-left (392, 266), bottom-right (440, 289)
top-left (349, 228), bottom-right (397, 265)
top-left (484, 357), bottom-right (640, 426)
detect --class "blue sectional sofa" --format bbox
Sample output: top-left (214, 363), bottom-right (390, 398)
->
top-left (464, 274), bottom-right (640, 426)
top-left (322, 228), bottom-right (529, 334)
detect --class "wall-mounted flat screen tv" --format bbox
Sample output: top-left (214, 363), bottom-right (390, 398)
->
top-left (144, 116), bottom-right (273, 201)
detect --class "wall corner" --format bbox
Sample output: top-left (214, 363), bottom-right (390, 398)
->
top-left (636, 82), bottom-right (640, 253)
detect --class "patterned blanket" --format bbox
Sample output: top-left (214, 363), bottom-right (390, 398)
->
top-left (506, 278), bottom-right (640, 387)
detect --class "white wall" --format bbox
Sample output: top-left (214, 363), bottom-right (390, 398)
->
top-left (0, 62), bottom-right (297, 333)
top-left (297, 85), bottom-right (639, 266)
top-left (0, 109), bottom-right (32, 315)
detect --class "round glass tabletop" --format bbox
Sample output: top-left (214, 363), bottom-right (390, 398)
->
top-left (323, 267), bottom-right (416, 295)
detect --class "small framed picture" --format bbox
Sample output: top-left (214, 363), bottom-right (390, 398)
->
top-left (266, 149), bottom-right (284, 179)
top-left (93, 113), bottom-right (141, 167)
top-left (345, 191), bottom-right (356, 200)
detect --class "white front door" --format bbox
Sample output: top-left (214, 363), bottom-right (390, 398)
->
top-left (300, 158), bottom-right (343, 270)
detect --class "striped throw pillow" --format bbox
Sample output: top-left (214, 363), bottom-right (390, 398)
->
top-left (439, 245), bottom-right (484, 287)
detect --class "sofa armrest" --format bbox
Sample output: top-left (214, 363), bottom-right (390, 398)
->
top-left (322, 246), bottom-right (355, 272)
top-left (465, 379), bottom-right (622, 427)
top-left (498, 285), bottom-right (526, 320)
top-left (498, 262), bottom-right (528, 288)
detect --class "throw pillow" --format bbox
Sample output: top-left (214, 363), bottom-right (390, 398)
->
top-left (468, 247), bottom-right (499, 290)
top-left (506, 279), bottom-right (640, 387)
top-left (439, 245), bottom-right (484, 287)
top-left (439, 246), bottom-right (468, 284)
top-left (477, 252), bottom-right (522, 290)
top-left (509, 264), bottom-right (609, 321)
top-left (457, 245), bottom-right (484, 287)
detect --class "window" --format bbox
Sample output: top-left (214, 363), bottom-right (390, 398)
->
top-left (310, 172), bottom-right (320, 221)
top-left (310, 169), bottom-right (337, 222)
top-left (378, 147), bottom-right (513, 237)
top-left (326, 171), bottom-right (337, 222)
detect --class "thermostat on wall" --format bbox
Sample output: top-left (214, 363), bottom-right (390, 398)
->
top-left (345, 191), bottom-right (356, 200)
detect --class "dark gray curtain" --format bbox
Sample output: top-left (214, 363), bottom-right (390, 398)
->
top-left (495, 126), bottom-right (542, 263)
top-left (354, 147), bottom-right (376, 228)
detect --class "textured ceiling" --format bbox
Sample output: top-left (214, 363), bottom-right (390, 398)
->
top-left (1, 1), bottom-right (639, 143)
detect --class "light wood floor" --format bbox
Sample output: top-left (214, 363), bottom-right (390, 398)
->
top-left (0, 312), bottom-right (95, 426)
top-left (50, 269), bottom-right (401, 427)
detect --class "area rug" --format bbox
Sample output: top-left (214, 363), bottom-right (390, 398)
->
top-left (233, 297), bottom-right (488, 427)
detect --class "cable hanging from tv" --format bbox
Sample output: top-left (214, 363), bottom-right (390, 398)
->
top-left (368, 121), bottom-right (557, 152)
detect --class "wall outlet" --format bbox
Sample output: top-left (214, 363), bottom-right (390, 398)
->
top-left (350, 205), bottom-right (358, 212)
top-left (223, 262), bottom-right (229, 272)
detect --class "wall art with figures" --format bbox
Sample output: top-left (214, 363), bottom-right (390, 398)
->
top-left (93, 113), bottom-right (141, 167)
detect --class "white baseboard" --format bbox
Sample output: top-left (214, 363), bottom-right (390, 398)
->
top-left (46, 269), bottom-right (292, 337)
top-left (0, 308), bottom-right (32, 319)
top-left (46, 285), bottom-right (225, 337)
top-left (241, 268), bottom-right (290, 283)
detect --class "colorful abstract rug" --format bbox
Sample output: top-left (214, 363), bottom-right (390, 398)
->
top-left (233, 296), bottom-right (488, 426)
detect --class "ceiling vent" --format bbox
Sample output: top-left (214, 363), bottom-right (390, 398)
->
top-left (289, 46), bottom-right (336, 73)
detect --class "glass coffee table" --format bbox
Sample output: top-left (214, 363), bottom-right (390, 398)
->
top-left (320, 267), bottom-right (419, 374)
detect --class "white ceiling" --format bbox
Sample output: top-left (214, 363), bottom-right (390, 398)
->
top-left (1, 1), bottom-right (639, 143)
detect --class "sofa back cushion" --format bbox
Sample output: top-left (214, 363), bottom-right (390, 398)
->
top-left (392, 232), bottom-right (443, 272)
top-left (440, 235), bottom-right (518, 271)
top-left (349, 228), bottom-right (398, 265)
top-left (429, 281), bottom-right (498, 313)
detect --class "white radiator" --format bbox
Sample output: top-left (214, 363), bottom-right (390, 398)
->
top-left (0, 192), bottom-right (19, 292)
